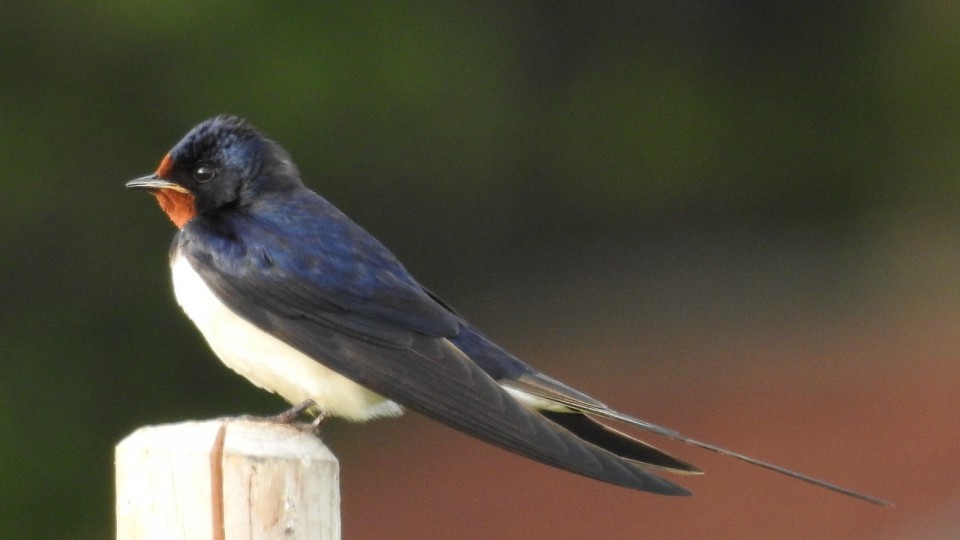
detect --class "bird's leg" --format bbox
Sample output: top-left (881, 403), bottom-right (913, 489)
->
top-left (267, 399), bottom-right (318, 424)
top-left (268, 400), bottom-right (329, 435)
top-left (236, 399), bottom-right (323, 434)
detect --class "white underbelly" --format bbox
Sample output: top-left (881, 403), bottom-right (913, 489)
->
top-left (170, 253), bottom-right (403, 421)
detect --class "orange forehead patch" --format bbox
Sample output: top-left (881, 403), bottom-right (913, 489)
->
top-left (152, 188), bottom-right (196, 229)
top-left (155, 153), bottom-right (174, 178)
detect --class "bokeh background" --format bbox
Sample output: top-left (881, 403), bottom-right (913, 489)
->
top-left (2, 2), bottom-right (958, 538)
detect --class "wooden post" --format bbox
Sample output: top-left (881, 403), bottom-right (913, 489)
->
top-left (116, 419), bottom-right (340, 540)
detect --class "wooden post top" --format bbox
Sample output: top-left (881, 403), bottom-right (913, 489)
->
top-left (116, 419), bottom-right (341, 540)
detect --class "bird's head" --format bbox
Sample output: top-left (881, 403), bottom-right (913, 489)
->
top-left (126, 115), bottom-right (300, 228)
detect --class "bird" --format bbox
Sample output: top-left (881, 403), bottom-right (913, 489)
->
top-left (126, 115), bottom-right (889, 505)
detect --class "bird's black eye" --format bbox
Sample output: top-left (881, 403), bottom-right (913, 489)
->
top-left (192, 165), bottom-right (217, 183)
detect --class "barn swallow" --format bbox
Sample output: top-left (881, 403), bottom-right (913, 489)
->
top-left (127, 115), bottom-right (888, 505)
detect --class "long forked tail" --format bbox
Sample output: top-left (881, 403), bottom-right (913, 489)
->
top-left (578, 405), bottom-right (892, 506)
top-left (503, 373), bottom-right (893, 506)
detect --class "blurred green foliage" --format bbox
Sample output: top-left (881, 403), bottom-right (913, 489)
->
top-left (0, 2), bottom-right (957, 538)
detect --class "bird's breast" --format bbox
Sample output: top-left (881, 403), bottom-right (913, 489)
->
top-left (169, 251), bottom-right (403, 421)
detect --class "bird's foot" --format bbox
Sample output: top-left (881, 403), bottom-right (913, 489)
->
top-left (267, 399), bottom-right (318, 424)
top-left (237, 399), bottom-right (328, 435)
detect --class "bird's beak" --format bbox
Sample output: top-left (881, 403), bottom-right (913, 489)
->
top-left (125, 174), bottom-right (189, 193)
